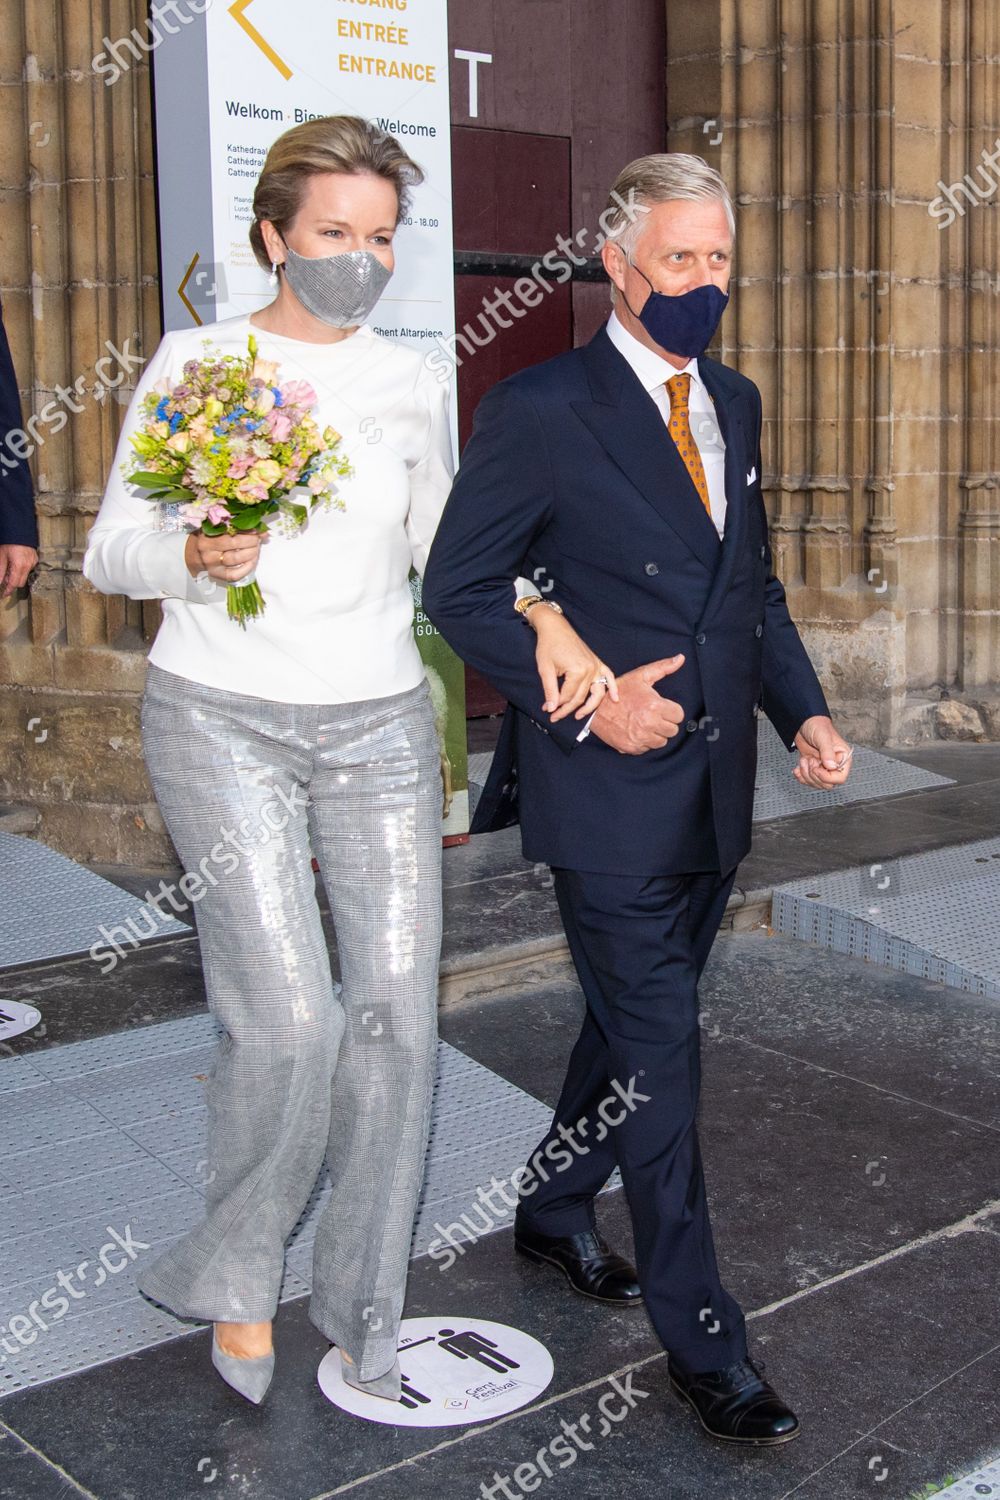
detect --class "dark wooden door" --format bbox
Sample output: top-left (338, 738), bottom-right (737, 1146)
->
top-left (450, 126), bottom-right (573, 715)
top-left (446, 6), bottom-right (665, 718)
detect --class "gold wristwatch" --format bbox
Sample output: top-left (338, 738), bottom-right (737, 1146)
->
top-left (514, 595), bottom-right (564, 619)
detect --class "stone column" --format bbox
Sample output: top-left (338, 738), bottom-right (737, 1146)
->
top-left (0, 0), bottom-right (169, 861)
top-left (665, 0), bottom-right (1000, 743)
top-left (956, 0), bottom-right (1000, 716)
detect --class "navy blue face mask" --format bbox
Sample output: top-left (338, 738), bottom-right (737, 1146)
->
top-left (622, 254), bottom-right (729, 359)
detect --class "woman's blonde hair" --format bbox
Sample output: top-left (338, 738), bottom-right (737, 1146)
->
top-left (249, 115), bottom-right (424, 270)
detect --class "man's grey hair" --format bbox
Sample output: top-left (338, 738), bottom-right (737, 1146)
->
top-left (602, 153), bottom-right (735, 302)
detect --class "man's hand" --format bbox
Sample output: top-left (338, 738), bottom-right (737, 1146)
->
top-left (590, 655), bottom-right (686, 755)
top-left (793, 714), bottom-right (853, 789)
top-left (0, 544), bottom-right (38, 596)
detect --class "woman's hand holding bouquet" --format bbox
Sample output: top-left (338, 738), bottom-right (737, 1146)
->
top-left (124, 332), bottom-right (352, 625)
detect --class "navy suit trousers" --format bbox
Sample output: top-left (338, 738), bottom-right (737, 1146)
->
top-left (516, 866), bottom-right (748, 1372)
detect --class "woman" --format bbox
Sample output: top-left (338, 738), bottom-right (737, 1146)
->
top-left (84, 115), bottom-right (612, 1406)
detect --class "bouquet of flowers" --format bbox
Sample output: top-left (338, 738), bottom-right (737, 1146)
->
top-left (123, 332), bottom-right (352, 625)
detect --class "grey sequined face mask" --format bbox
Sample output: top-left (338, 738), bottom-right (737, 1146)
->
top-left (279, 243), bottom-right (392, 327)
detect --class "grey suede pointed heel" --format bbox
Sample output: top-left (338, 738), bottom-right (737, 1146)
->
top-left (340, 1350), bottom-right (402, 1401)
top-left (211, 1333), bottom-right (275, 1405)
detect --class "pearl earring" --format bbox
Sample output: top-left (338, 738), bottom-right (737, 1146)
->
top-left (269, 261), bottom-right (279, 287)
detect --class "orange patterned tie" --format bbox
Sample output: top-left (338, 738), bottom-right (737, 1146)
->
top-left (665, 373), bottom-right (713, 521)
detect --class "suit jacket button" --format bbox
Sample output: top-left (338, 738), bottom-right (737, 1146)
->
top-left (696, 632), bottom-right (707, 644)
top-left (685, 719), bottom-right (698, 733)
top-left (644, 562), bottom-right (659, 575)
top-left (755, 623), bottom-right (763, 637)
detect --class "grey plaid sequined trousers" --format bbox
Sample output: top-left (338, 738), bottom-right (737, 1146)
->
top-left (135, 665), bottom-right (443, 1383)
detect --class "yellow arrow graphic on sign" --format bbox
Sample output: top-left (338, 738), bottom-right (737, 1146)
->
top-left (178, 251), bottom-right (206, 326)
top-left (229, 0), bottom-right (292, 81)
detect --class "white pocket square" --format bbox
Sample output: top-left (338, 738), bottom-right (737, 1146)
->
top-left (746, 466), bottom-right (757, 484)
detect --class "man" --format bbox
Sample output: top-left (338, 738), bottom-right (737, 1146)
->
top-left (423, 154), bottom-right (852, 1447)
top-left (0, 301), bottom-right (39, 595)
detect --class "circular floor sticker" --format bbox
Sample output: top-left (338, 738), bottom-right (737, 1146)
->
top-left (0, 1001), bottom-right (42, 1043)
top-left (318, 1316), bottom-right (554, 1426)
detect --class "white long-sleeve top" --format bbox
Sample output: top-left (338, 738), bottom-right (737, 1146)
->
top-left (83, 313), bottom-right (454, 704)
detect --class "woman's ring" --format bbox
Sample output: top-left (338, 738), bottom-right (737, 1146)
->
top-left (591, 675), bottom-right (609, 688)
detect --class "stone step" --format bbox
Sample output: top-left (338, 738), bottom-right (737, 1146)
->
top-left (438, 882), bottom-right (772, 1007)
top-left (0, 803), bottom-right (40, 836)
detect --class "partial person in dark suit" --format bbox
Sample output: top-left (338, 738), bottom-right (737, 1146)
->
top-left (423, 153), bottom-right (853, 1447)
top-left (0, 302), bottom-right (39, 596)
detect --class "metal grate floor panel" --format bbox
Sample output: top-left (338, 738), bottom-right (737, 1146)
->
top-left (0, 1015), bottom-right (616, 1393)
top-left (0, 830), bottom-right (189, 969)
top-left (468, 721), bottom-right (953, 826)
top-left (930, 1457), bottom-right (1000, 1497)
top-left (772, 837), bottom-right (1000, 998)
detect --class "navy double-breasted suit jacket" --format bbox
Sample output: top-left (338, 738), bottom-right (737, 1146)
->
top-left (422, 324), bottom-right (829, 876)
top-left (0, 304), bottom-right (38, 548)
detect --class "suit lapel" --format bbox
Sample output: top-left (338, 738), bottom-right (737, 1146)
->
top-left (572, 329), bottom-right (721, 573)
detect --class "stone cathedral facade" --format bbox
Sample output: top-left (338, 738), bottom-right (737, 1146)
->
top-left (1, 1), bottom-right (998, 863)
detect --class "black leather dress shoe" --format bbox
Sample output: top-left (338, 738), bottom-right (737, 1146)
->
top-left (513, 1222), bottom-right (643, 1305)
top-left (667, 1354), bottom-right (800, 1445)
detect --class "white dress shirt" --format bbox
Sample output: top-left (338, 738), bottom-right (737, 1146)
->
top-left (84, 314), bottom-right (454, 705)
top-left (605, 309), bottom-right (728, 538)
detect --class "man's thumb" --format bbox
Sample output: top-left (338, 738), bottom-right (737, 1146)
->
top-left (644, 653), bottom-right (685, 682)
top-left (813, 732), bottom-right (842, 769)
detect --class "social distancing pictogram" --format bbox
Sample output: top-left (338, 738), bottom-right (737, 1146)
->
top-left (0, 1000), bottom-right (42, 1043)
top-left (318, 1317), bottom-right (554, 1427)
